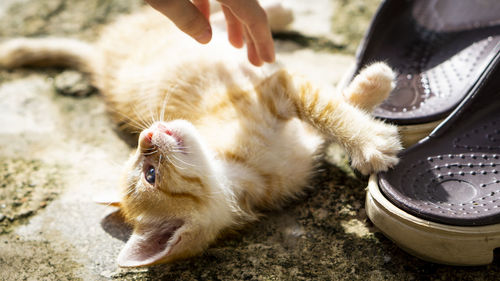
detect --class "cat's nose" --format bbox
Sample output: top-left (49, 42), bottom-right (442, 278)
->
top-left (144, 131), bottom-right (153, 142)
top-left (139, 130), bottom-right (154, 152)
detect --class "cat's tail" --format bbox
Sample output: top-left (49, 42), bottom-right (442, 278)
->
top-left (0, 37), bottom-right (96, 73)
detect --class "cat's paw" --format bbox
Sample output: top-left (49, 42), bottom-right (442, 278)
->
top-left (343, 62), bottom-right (396, 112)
top-left (349, 122), bottom-right (402, 175)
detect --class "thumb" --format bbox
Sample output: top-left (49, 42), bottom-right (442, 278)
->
top-left (145, 0), bottom-right (212, 44)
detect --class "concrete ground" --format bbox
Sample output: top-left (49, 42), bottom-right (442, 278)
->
top-left (0, 0), bottom-right (499, 280)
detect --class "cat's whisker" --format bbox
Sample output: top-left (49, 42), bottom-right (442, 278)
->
top-left (159, 92), bottom-right (169, 123)
top-left (129, 92), bottom-right (155, 129)
top-left (163, 154), bottom-right (188, 170)
top-left (107, 106), bottom-right (147, 131)
top-left (161, 152), bottom-right (173, 164)
top-left (127, 104), bottom-right (151, 130)
top-left (170, 146), bottom-right (192, 152)
top-left (142, 150), bottom-right (158, 156)
top-left (170, 150), bottom-right (192, 155)
top-left (160, 85), bottom-right (177, 122)
top-left (140, 112), bottom-right (155, 130)
top-left (155, 103), bottom-right (161, 125)
top-left (145, 100), bottom-right (157, 125)
top-left (127, 129), bottom-right (143, 135)
top-left (169, 153), bottom-right (197, 167)
top-left (124, 186), bottom-right (136, 198)
top-left (156, 154), bottom-right (163, 183)
top-left (175, 144), bottom-right (191, 149)
top-left (164, 155), bottom-right (183, 169)
top-left (162, 154), bottom-right (180, 169)
top-left (103, 201), bottom-right (119, 208)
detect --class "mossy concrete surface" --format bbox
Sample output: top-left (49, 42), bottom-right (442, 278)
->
top-left (1, 0), bottom-right (499, 280)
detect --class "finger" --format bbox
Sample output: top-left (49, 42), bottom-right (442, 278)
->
top-left (193, 0), bottom-right (210, 20)
top-left (145, 0), bottom-right (212, 44)
top-left (244, 17), bottom-right (275, 63)
top-left (246, 26), bottom-right (275, 63)
top-left (221, 6), bottom-right (244, 48)
top-left (218, 0), bottom-right (275, 63)
top-left (244, 28), bottom-right (263, 66)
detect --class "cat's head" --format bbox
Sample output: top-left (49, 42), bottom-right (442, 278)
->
top-left (113, 120), bottom-right (236, 267)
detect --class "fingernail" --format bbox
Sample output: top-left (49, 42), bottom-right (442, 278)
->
top-left (196, 28), bottom-right (212, 44)
top-left (262, 47), bottom-right (275, 63)
top-left (266, 51), bottom-right (276, 63)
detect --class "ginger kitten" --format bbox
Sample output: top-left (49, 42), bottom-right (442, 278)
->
top-left (0, 6), bottom-right (401, 267)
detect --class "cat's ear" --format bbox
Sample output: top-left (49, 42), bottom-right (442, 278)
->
top-left (93, 189), bottom-right (122, 207)
top-left (117, 219), bottom-right (184, 267)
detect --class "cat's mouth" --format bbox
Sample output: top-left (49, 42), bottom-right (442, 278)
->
top-left (164, 130), bottom-right (184, 150)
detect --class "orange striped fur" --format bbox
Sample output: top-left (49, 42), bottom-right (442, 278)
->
top-left (0, 6), bottom-right (401, 267)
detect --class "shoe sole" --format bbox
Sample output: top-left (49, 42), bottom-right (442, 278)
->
top-left (354, 0), bottom-right (500, 126)
top-left (366, 174), bottom-right (500, 265)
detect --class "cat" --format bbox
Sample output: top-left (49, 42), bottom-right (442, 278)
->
top-left (0, 5), bottom-right (401, 267)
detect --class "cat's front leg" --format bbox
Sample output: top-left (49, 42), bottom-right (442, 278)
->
top-left (258, 69), bottom-right (402, 174)
top-left (344, 117), bottom-right (401, 175)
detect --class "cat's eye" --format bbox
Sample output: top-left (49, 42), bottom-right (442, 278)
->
top-left (145, 166), bottom-right (156, 184)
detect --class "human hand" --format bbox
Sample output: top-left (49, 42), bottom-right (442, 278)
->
top-left (144, 0), bottom-right (275, 66)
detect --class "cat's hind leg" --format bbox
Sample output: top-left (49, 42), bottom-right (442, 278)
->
top-left (257, 69), bottom-right (402, 175)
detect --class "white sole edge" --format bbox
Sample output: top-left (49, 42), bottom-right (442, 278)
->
top-left (398, 119), bottom-right (443, 148)
top-left (366, 174), bottom-right (500, 266)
